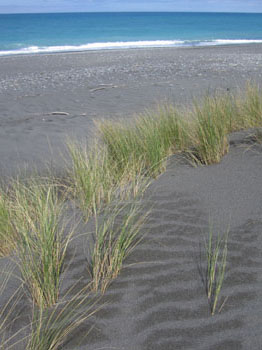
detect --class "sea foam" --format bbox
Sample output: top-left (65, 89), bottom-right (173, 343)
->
top-left (1, 39), bottom-right (262, 56)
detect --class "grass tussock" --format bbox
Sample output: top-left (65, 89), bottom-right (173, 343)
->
top-left (10, 179), bottom-right (71, 309)
top-left (67, 141), bottom-right (150, 220)
top-left (205, 227), bottom-right (228, 315)
top-left (97, 105), bottom-right (190, 177)
top-left (67, 142), bottom-right (117, 218)
top-left (89, 200), bottom-right (147, 294)
top-left (237, 83), bottom-right (262, 129)
top-left (191, 96), bottom-right (230, 165)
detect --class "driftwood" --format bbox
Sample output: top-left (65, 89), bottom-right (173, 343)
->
top-left (50, 111), bottom-right (70, 116)
top-left (90, 84), bottom-right (118, 93)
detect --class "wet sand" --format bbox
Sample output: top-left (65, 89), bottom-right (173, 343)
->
top-left (0, 45), bottom-right (262, 349)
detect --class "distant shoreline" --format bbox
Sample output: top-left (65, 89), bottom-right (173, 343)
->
top-left (1, 40), bottom-right (262, 57)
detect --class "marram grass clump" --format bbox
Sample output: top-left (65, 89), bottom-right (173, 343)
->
top-left (67, 141), bottom-right (151, 220)
top-left (10, 179), bottom-right (72, 309)
top-left (205, 227), bottom-right (228, 315)
top-left (237, 82), bottom-right (262, 129)
top-left (67, 142), bottom-right (117, 219)
top-left (96, 104), bottom-right (191, 177)
top-left (88, 200), bottom-right (147, 294)
top-left (190, 96), bottom-right (230, 165)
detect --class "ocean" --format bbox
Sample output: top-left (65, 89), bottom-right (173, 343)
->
top-left (0, 12), bottom-right (262, 56)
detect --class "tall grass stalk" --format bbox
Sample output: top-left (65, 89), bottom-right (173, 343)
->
top-left (0, 189), bottom-right (15, 257)
top-left (89, 200), bottom-right (147, 293)
top-left (11, 179), bottom-right (71, 308)
top-left (205, 227), bottom-right (228, 315)
top-left (0, 266), bottom-right (24, 350)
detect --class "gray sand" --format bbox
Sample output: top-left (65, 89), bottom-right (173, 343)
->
top-left (1, 44), bottom-right (262, 175)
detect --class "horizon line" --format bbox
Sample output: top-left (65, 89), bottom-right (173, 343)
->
top-left (1, 10), bottom-right (262, 15)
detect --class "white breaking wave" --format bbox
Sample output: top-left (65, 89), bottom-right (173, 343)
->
top-left (0, 40), bottom-right (183, 56)
top-left (214, 39), bottom-right (262, 44)
top-left (1, 39), bottom-right (262, 56)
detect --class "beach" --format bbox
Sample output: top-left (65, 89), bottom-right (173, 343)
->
top-left (1, 44), bottom-right (262, 175)
top-left (1, 44), bottom-right (262, 349)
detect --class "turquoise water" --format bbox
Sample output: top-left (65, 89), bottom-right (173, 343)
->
top-left (1, 12), bottom-right (262, 55)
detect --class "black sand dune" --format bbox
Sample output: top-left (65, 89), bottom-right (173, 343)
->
top-left (1, 131), bottom-right (262, 349)
top-left (73, 132), bottom-right (262, 350)
top-left (1, 45), bottom-right (262, 349)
